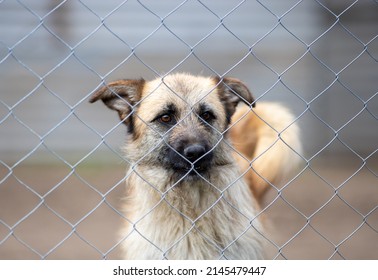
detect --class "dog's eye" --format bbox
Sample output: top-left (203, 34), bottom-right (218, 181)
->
top-left (200, 111), bottom-right (214, 122)
top-left (159, 114), bottom-right (173, 124)
top-left (153, 109), bottom-right (176, 126)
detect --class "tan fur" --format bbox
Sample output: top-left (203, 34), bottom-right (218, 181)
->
top-left (90, 73), bottom-right (301, 259)
top-left (230, 103), bottom-right (303, 200)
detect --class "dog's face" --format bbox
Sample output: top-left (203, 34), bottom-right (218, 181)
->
top-left (90, 73), bottom-right (254, 182)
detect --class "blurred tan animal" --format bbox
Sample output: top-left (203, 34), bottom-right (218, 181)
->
top-left (230, 103), bottom-right (302, 200)
top-left (90, 73), bottom-right (301, 259)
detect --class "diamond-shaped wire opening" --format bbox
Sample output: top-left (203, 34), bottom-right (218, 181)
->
top-left (43, 173), bottom-right (103, 225)
top-left (41, 112), bottom-right (112, 165)
top-left (336, 221), bottom-right (378, 259)
top-left (0, 233), bottom-right (40, 260)
top-left (310, 195), bottom-right (365, 244)
top-left (162, 0), bottom-right (223, 47)
top-left (0, 1), bottom-right (42, 47)
top-left (0, 114), bottom-right (42, 164)
top-left (0, 55), bottom-right (41, 107)
top-left (0, 175), bottom-right (41, 227)
top-left (261, 196), bottom-right (308, 258)
top-left (277, 167), bottom-right (335, 217)
top-left (10, 204), bottom-right (73, 258)
top-left (11, 86), bottom-right (71, 137)
top-left (338, 50), bottom-right (378, 101)
top-left (281, 223), bottom-right (338, 259)
top-left (8, 155), bottom-right (72, 196)
top-left (337, 109), bottom-right (378, 158)
top-left (11, 26), bottom-right (72, 77)
top-left (42, 55), bottom-right (102, 106)
top-left (72, 25), bottom-right (135, 77)
top-left (73, 201), bottom-right (126, 257)
top-left (43, 233), bottom-right (106, 260)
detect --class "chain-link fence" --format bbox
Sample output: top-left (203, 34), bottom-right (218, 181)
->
top-left (0, 0), bottom-right (377, 259)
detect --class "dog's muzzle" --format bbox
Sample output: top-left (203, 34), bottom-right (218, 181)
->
top-left (168, 142), bottom-right (214, 177)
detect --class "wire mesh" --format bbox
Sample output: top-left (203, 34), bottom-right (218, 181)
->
top-left (0, 0), bottom-right (377, 259)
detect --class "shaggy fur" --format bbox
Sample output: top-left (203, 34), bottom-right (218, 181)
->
top-left (90, 73), bottom-right (301, 259)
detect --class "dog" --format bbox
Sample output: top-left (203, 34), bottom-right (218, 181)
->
top-left (90, 73), bottom-right (301, 259)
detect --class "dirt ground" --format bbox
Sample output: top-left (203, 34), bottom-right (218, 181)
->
top-left (0, 155), bottom-right (377, 260)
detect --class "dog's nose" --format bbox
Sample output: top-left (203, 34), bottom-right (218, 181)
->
top-left (183, 144), bottom-right (207, 162)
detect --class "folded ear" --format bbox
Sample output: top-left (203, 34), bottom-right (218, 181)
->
top-left (89, 79), bottom-right (145, 131)
top-left (215, 77), bottom-right (255, 123)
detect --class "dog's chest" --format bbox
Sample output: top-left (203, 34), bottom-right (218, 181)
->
top-left (122, 170), bottom-right (263, 259)
top-left (126, 198), bottom-right (259, 259)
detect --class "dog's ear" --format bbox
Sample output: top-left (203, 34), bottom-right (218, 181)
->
top-left (89, 79), bottom-right (145, 130)
top-left (215, 77), bottom-right (255, 123)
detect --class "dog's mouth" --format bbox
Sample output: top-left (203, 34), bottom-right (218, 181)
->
top-left (171, 160), bottom-right (212, 178)
top-left (188, 165), bottom-right (209, 176)
top-left (171, 160), bottom-right (235, 182)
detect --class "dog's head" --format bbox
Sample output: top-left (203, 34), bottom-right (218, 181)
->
top-left (90, 73), bottom-right (254, 181)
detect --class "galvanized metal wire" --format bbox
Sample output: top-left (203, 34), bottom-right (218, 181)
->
top-left (0, 0), bottom-right (377, 259)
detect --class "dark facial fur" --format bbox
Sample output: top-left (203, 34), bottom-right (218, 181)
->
top-left (154, 103), bottom-right (218, 180)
